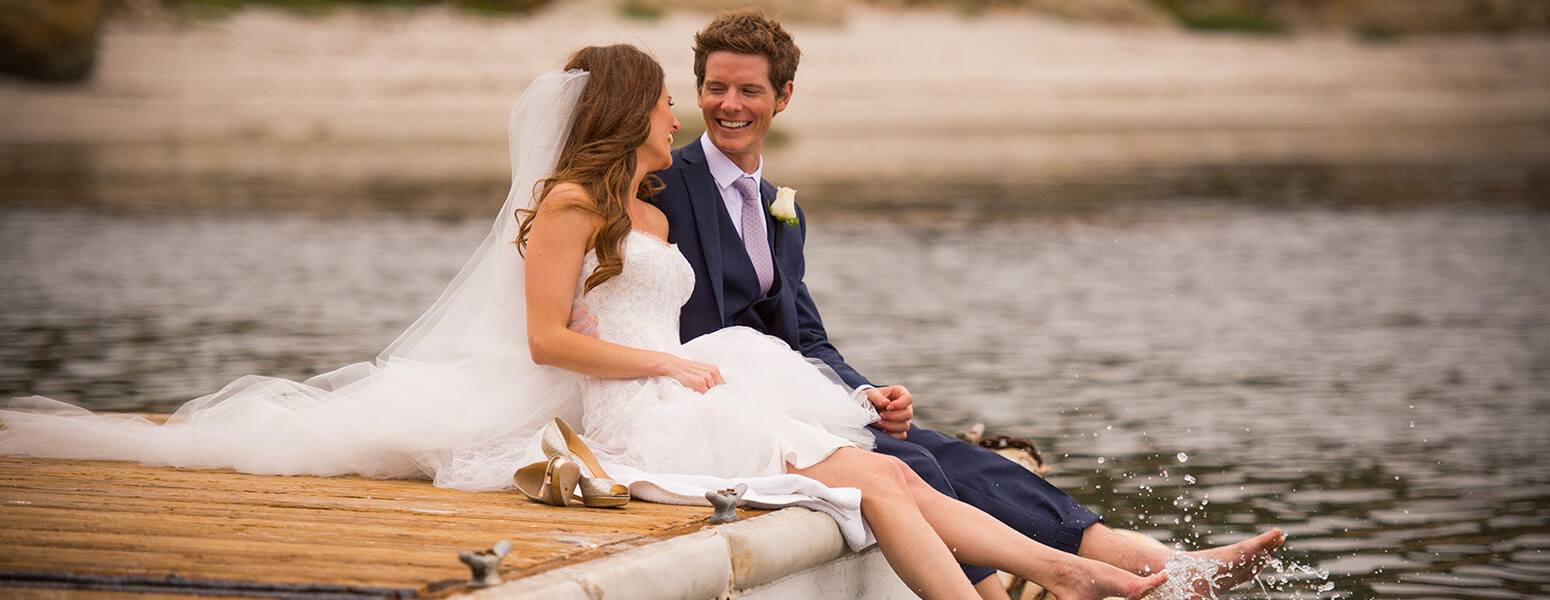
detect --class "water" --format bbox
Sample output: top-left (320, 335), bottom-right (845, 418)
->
top-left (810, 197), bottom-right (1549, 599)
top-left (1, 163), bottom-right (1547, 598)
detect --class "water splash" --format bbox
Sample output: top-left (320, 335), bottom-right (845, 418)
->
top-left (1146, 552), bottom-right (1336, 600)
top-left (1253, 557), bottom-right (1336, 600)
top-left (1149, 552), bottom-right (1231, 600)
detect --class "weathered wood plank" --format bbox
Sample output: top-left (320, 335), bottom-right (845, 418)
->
top-left (0, 486), bottom-right (686, 532)
top-left (3, 505), bottom-right (633, 551)
top-left (0, 588), bottom-right (194, 600)
top-left (0, 445), bottom-right (763, 598)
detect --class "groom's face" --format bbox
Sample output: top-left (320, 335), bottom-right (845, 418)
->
top-left (697, 51), bottom-right (792, 171)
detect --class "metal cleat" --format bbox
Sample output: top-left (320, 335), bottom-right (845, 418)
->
top-left (458, 540), bottom-right (513, 588)
top-left (705, 483), bottom-right (747, 524)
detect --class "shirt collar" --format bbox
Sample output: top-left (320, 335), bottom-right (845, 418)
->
top-left (699, 133), bottom-right (763, 191)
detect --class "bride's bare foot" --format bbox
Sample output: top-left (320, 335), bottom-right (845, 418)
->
top-left (1049, 559), bottom-right (1169, 600)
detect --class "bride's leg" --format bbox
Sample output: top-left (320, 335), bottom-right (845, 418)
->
top-left (791, 447), bottom-right (981, 600)
top-left (891, 461), bottom-right (1168, 600)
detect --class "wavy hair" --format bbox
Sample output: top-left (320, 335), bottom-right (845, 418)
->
top-left (516, 44), bottom-right (666, 292)
top-left (692, 8), bottom-right (800, 96)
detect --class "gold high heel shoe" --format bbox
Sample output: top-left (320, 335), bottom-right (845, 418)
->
top-left (514, 455), bottom-right (581, 507)
top-left (542, 418), bottom-right (630, 508)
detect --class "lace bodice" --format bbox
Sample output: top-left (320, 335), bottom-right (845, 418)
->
top-left (574, 231), bottom-right (694, 353)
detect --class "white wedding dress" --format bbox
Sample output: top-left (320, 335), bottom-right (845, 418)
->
top-left (0, 70), bottom-right (880, 548)
top-left (575, 230), bottom-right (874, 479)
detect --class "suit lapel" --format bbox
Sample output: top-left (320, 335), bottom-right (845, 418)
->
top-left (679, 143), bottom-right (729, 324)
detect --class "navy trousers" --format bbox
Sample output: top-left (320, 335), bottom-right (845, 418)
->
top-left (870, 425), bottom-right (1103, 583)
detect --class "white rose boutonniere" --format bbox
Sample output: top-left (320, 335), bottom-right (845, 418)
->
top-left (770, 186), bottom-right (799, 227)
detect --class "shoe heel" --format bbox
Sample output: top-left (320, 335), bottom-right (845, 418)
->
top-left (545, 457), bottom-right (581, 506)
top-left (515, 456), bottom-right (580, 507)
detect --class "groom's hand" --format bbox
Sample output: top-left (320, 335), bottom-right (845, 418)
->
top-left (567, 305), bottom-right (599, 338)
top-left (865, 386), bottom-right (914, 439)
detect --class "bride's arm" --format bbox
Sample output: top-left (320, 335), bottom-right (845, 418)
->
top-left (524, 185), bottom-right (724, 392)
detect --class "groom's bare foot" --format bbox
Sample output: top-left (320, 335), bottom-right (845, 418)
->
top-left (1186, 528), bottom-right (1284, 590)
top-left (1152, 528), bottom-right (1284, 598)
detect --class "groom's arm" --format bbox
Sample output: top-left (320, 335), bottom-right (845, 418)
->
top-left (793, 277), bottom-right (915, 439)
top-left (791, 278), bottom-right (866, 388)
top-left (787, 204), bottom-right (868, 389)
top-left (787, 207), bottom-right (913, 439)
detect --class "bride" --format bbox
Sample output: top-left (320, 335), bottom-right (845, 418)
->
top-left (0, 44), bottom-right (1192, 599)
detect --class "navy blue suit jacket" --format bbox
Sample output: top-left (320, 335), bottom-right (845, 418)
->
top-left (649, 141), bottom-right (1102, 566)
top-left (651, 141), bottom-right (869, 389)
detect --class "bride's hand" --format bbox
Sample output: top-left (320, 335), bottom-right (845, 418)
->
top-left (660, 355), bottom-right (724, 393)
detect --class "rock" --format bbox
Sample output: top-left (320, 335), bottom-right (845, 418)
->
top-left (0, 0), bottom-right (103, 82)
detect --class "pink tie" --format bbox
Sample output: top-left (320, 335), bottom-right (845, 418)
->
top-left (733, 176), bottom-right (774, 296)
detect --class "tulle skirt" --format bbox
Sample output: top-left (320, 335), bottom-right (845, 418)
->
top-left (0, 355), bottom-right (584, 492)
top-left (0, 328), bottom-right (874, 492)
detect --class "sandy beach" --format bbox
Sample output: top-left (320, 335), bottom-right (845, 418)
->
top-left (2, 0), bottom-right (1547, 201)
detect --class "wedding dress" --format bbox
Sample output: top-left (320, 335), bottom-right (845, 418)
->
top-left (0, 70), bottom-right (879, 548)
top-left (574, 230), bottom-right (873, 479)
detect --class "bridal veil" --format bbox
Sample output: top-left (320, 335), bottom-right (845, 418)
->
top-left (0, 70), bottom-right (593, 492)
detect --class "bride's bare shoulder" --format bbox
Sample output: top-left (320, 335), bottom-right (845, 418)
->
top-left (538, 182), bottom-right (597, 213)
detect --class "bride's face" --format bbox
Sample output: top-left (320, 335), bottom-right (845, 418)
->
top-left (637, 84), bottom-right (680, 174)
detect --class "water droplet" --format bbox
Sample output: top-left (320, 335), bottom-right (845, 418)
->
top-left (1105, 425), bottom-right (1112, 430)
top-left (1097, 457), bottom-right (1106, 464)
top-left (1184, 474), bottom-right (1196, 484)
top-left (1177, 452), bottom-right (1189, 463)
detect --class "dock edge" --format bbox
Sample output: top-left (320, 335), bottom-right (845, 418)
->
top-left (462, 507), bottom-right (913, 599)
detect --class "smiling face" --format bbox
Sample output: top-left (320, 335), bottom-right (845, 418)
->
top-left (697, 51), bottom-right (792, 173)
top-left (637, 84), bottom-right (680, 174)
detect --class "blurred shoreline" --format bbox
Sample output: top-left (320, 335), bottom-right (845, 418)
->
top-left (2, 2), bottom-right (1548, 210)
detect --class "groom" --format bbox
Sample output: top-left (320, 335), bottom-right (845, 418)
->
top-left (642, 10), bottom-right (1113, 598)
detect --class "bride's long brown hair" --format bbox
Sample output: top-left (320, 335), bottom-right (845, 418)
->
top-left (515, 44), bottom-right (666, 293)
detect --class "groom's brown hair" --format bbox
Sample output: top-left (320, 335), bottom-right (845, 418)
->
top-left (692, 8), bottom-right (800, 98)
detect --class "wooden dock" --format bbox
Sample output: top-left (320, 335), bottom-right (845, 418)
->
top-left (0, 429), bottom-right (757, 598)
top-left (0, 413), bottom-right (921, 600)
